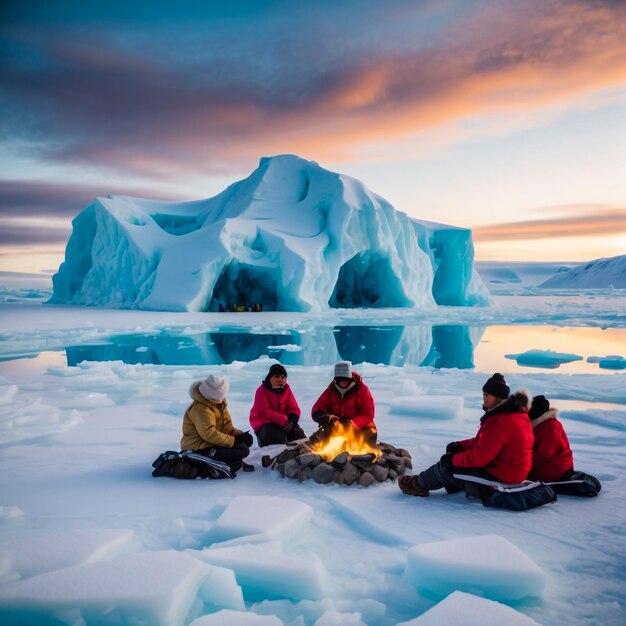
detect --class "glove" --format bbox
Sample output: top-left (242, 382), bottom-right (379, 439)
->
top-left (446, 441), bottom-right (463, 454)
top-left (234, 431), bottom-right (253, 447)
top-left (283, 420), bottom-right (293, 432)
top-left (287, 413), bottom-right (299, 425)
top-left (312, 410), bottom-right (329, 426)
top-left (439, 453), bottom-right (454, 469)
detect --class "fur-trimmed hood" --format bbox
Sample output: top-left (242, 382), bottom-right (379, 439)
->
top-left (188, 381), bottom-right (227, 407)
top-left (481, 389), bottom-right (530, 422)
top-left (531, 407), bottom-right (559, 428)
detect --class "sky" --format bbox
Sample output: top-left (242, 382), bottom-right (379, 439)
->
top-left (1, 0), bottom-right (625, 275)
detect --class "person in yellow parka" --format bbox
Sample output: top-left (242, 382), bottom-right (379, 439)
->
top-left (181, 374), bottom-right (252, 472)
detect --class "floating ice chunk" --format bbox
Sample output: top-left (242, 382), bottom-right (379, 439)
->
top-left (266, 344), bottom-right (302, 352)
top-left (588, 355), bottom-right (626, 370)
top-left (0, 505), bottom-right (24, 519)
top-left (0, 529), bottom-right (136, 579)
top-left (205, 496), bottom-right (313, 545)
top-left (398, 591), bottom-right (542, 625)
top-left (505, 349), bottom-right (582, 369)
top-left (189, 541), bottom-right (327, 601)
top-left (314, 610), bottom-right (366, 626)
top-left (0, 550), bottom-right (244, 626)
top-left (389, 395), bottom-right (463, 420)
top-left (190, 609), bottom-right (284, 625)
top-left (405, 535), bottom-right (546, 601)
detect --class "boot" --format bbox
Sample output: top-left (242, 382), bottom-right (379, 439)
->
top-left (398, 475), bottom-right (430, 497)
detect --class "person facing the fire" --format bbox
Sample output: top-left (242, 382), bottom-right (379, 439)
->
top-left (398, 373), bottom-right (534, 499)
top-left (180, 374), bottom-right (252, 473)
top-left (249, 363), bottom-right (306, 447)
top-left (311, 361), bottom-right (377, 446)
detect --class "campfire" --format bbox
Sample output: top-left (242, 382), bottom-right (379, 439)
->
top-left (268, 422), bottom-right (412, 487)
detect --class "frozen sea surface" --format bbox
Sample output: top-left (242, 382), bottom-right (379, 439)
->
top-left (0, 294), bottom-right (625, 625)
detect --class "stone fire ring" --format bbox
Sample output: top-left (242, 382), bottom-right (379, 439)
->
top-left (269, 441), bottom-right (413, 487)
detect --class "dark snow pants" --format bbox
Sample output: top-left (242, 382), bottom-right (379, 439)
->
top-left (417, 461), bottom-right (500, 499)
top-left (255, 422), bottom-right (306, 447)
top-left (195, 444), bottom-right (250, 472)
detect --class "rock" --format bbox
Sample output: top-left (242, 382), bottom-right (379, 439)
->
top-left (359, 472), bottom-right (376, 487)
top-left (284, 458), bottom-right (301, 479)
top-left (276, 448), bottom-right (299, 464)
top-left (370, 464), bottom-right (389, 482)
top-left (388, 468), bottom-right (398, 480)
top-left (398, 448), bottom-right (411, 458)
top-left (331, 452), bottom-right (350, 469)
top-left (297, 466), bottom-right (312, 482)
top-left (276, 462), bottom-right (286, 477)
top-left (402, 457), bottom-right (413, 470)
top-left (312, 462), bottom-right (335, 484)
top-left (342, 462), bottom-right (361, 486)
top-left (333, 471), bottom-right (346, 485)
top-left (299, 453), bottom-right (322, 466)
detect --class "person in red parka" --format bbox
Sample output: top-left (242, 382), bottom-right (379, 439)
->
top-left (249, 363), bottom-right (306, 447)
top-left (527, 395), bottom-right (573, 482)
top-left (399, 373), bottom-right (534, 499)
top-left (310, 361), bottom-right (377, 445)
top-left (527, 395), bottom-right (601, 496)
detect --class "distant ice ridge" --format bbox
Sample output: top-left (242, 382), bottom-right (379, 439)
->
top-left (50, 155), bottom-right (490, 312)
top-left (539, 254), bottom-right (626, 289)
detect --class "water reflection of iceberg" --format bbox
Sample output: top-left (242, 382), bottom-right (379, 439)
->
top-left (65, 325), bottom-right (483, 369)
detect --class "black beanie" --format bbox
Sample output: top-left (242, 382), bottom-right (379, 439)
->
top-left (482, 373), bottom-right (510, 399)
top-left (529, 395), bottom-right (550, 421)
top-left (266, 363), bottom-right (287, 379)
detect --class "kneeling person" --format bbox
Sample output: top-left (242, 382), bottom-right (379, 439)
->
top-left (180, 374), bottom-right (252, 474)
top-left (528, 395), bottom-right (601, 496)
top-left (249, 363), bottom-right (306, 447)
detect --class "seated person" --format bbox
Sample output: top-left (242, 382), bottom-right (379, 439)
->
top-left (181, 374), bottom-right (252, 473)
top-left (528, 395), bottom-right (601, 496)
top-left (399, 373), bottom-right (533, 500)
top-left (249, 363), bottom-right (306, 447)
top-left (311, 361), bottom-right (377, 445)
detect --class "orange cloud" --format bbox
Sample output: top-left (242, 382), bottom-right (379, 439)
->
top-left (473, 206), bottom-right (626, 241)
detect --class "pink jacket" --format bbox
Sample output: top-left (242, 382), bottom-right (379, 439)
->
top-left (249, 382), bottom-right (300, 432)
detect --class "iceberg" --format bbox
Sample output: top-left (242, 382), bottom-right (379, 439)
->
top-left (539, 254), bottom-right (626, 289)
top-left (51, 155), bottom-right (489, 312)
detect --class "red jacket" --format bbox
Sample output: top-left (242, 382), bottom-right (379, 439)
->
top-left (452, 391), bottom-right (533, 484)
top-left (311, 372), bottom-right (376, 431)
top-left (249, 382), bottom-right (300, 432)
top-left (530, 408), bottom-right (574, 481)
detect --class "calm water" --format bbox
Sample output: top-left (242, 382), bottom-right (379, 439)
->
top-left (51, 324), bottom-right (625, 374)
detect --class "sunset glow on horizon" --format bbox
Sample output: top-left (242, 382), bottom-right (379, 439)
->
top-left (1, 0), bottom-right (625, 274)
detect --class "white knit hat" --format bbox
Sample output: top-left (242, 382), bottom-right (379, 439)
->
top-left (334, 361), bottom-right (352, 379)
top-left (198, 374), bottom-right (229, 402)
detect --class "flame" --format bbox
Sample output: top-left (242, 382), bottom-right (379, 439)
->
top-left (309, 421), bottom-right (382, 461)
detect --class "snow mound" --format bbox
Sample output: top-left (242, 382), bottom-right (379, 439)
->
top-left (398, 591), bottom-right (541, 625)
top-left (505, 349), bottom-right (583, 369)
top-left (189, 541), bottom-right (327, 601)
top-left (0, 529), bottom-right (135, 579)
top-left (0, 382), bottom-right (82, 445)
top-left (539, 254), bottom-right (626, 289)
top-left (51, 155), bottom-right (489, 312)
top-left (191, 610), bottom-right (284, 625)
top-left (405, 534), bottom-right (546, 601)
top-left (0, 550), bottom-right (244, 626)
top-left (205, 496), bottom-right (313, 546)
top-left (389, 395), bottom-right (463, 419)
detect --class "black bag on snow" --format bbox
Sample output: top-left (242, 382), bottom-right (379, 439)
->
top-left (548, 471), bottom-right (601, 497)
top-left (151, 450), bottom-right (234, 480)
top-left (483, 480), bottom-right (557, 511)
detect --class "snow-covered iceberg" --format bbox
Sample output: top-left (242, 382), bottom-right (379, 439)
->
top-left (539, 254), bottom-right (626, 289)
top-left (51, 155), bottom-right (490, 312)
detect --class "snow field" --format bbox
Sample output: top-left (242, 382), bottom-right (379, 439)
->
top-left (0, 300), bottom-right (625, 625)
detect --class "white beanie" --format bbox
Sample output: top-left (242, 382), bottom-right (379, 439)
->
top-left (198, 374), bottom-right (229, 402)
top-left (334, 361), bottom-right (352, 379)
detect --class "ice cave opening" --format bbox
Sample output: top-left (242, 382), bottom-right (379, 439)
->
top-left (208, 262), bottom-right (279, 311)
top-left (328, 252), bottom-right (411, 308)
